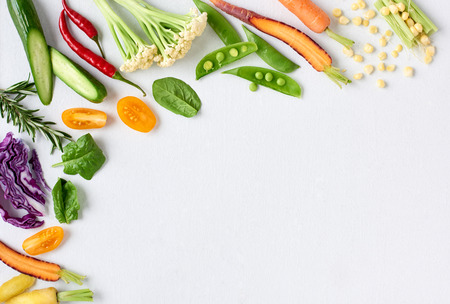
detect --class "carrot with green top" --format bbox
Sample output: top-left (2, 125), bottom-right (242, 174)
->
top-left (278, 0), bottom-right (354, 48)
top-left (0, 240), bottom-right (85, 285)
top-left (209, 0), bottom-right (351, 87)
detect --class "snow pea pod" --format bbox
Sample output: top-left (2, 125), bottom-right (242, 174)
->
top-left (196, 42), bottom-right (258, 80)
top-left (193, 0), bottom-right (241, 45)
top-left (242, 25), bottom-right (300, 73)
top-left (223, 66), bottom-right (302, 98)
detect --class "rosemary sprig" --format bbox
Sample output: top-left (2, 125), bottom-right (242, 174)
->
top-left (0, 78), bottom-right (72, 152)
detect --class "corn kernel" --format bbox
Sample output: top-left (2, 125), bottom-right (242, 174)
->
top-left (364, 9), bottom-right (377, 20)
top-left (343, 47), bottom-right (354, 57)
top-left (377, 79), bottom-right (386, 88)
top-left (385, 30), bottom-right (393, 37)
top-left (386, 64), bottom-right (396, 72)
top-left (364, 64), bottom-right (374, 75)
top-left (401, 12), bottom-right (409, 20)
top-left (406, 18), bottom-right (415, 28)
top-left (364, 43), bottom-right (375, 53)
top-left (341, 69), bottom-right (347, 73)
top-left (397, 3), bottom-right (406, 12)
top-left (391, 50), bottom-right (399, 58)
top-left (395, 44), bottom-right (403, 52)
top-left (420, 34), bottom-right (431, 45)
top-left (414, 23), bottom-right (423, 33)
top-left (426, 46), bottom-right (436, 57)
top-left (352, 16), bottom-right (362, 26)
top-left (380, 6), bottom-right (390, 16)
top-left (369, 25), bottom-right (378, 34)
top-left (403, 66), bottom-right (414, 77)
top-left (353, 54), bottom-right (364, 62)
top-left (424, 55), bottom-right (433, 64)
top-left (357, 0), bottom-right (366, 9)
top-left (410, 26), bottom-right (419, 36)
top-left (363, 19), bottom-right (370, 27)
top-left (332, 8), bottom-right (342, 17)
top-left (339, 16), bottom-right (350, 25)
top-left (378, 62), bottom-right (386, 71)
top-left (378, 51), bottom-right (387, 60)
top-left (351, 3), bottom-right (359, 10)
top-left (353, 73), bottom-right (363, 80)
top-left (389, 4), bottom-right (399, 14)
top-left (379, 37), bottom-right (387, 47)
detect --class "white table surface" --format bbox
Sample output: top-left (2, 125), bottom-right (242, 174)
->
top-left (1, 0), bottom-right (450, 303)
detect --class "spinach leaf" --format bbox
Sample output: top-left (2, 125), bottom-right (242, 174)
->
top-left (152, 77), bottom-right (202, 118)
top-left (52, 133), bottom-right (106, 180)
top-left (52, 178), bottom-right (79, 224)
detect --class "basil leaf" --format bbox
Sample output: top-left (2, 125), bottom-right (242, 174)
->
top-left (52, 178), bottom-right (80, 224)
top-left (152, 77), bottom-right (201, 118)
top-left (52, 133), bottom-right (106, 180)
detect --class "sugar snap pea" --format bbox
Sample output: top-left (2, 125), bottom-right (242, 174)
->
top-left (223, 66), bottom-right (301, 98)
top-left (193, 0), bottom-right (241, 45)
top-left (242, 25), bottom-right (300, 73)
top-left (196, 42), bottom-right (258, 80)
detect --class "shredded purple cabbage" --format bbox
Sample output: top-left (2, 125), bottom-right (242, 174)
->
top-left (30, 149), bottom-right (51, 191)
top-left (0, 133), bottom-right (47, 229)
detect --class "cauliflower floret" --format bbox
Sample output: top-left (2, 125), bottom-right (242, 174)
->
top-left (120, 45), bottom-right (158, 72)
top-left (157, 57), bottom-right (176, 68)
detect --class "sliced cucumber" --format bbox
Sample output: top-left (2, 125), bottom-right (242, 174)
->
top-left (50, 48), bottom-right (107, 103)
top-left (7, 0), bottom-right (53, 105)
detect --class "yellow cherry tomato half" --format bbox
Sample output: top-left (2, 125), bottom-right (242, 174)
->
top-left (62, 108), bottom-right (107, 130)
top-left (117, 96), bottom-right (156, 133)
top-left (22, 226), bottom-right (64, 256)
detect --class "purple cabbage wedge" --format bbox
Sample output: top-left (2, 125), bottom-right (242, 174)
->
top-left (0, 132), bottom-right (48, 229)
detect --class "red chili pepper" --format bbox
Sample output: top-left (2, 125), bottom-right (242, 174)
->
top-left (62, 0), bottom-right (105, 58)
top-left (59, 10), bottom-right (146, 96)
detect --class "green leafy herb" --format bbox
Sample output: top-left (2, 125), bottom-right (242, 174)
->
top-left (52, 178), bottom-right (80, 224)
top-left (52, 133), bottom-right (106, 180)
top-left (0, 78), bottom-right (72, 152)
top-left (152, 77), bottom-right (202, 118)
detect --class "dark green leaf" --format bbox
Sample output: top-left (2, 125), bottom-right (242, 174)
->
top-left (152, 77), bottom-right (201, 118)
top-left (52, 178), bottom-right (80, 224)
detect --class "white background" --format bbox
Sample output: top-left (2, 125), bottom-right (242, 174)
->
top-left (1, 0), bottom-right (450, 303)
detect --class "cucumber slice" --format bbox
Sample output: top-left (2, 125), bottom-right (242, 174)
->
top-left (50, 48), bottom-right (107, 103)
top-left (7, 0), bottom-right (53, 105)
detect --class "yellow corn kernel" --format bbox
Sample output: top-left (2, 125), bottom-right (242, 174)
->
top-left (386, 64), bottom-right (396, 72)
top-left (376, 79), bottom-right (386, 88)
top-left (353, 54), bottom-right (364, 62)
top-left (364, 9), bottom-right (376, 20)
top-left (380, 6), bottom-right (390, 16)
top-left (406, 18), bottom-right (415, 28)
top-left (339, 16), bottom-right (350, 25)
top-left (341, 69), bottom-right (347, 72)
top-left (351, 3), bottom-right (359, 10)
top-left (357, 0), bottom-right (366, 9)
top-left (401, 12), bottom-right (409, 20)
top-left (403, 66), bottom-right (414, 77)
top-left (363, 19), bottom-right (370, 27)
top-left (369, 25), bottom-right (378, 34)
top-left (378, 52), bottom-right (387, 60)
top-left (364, 64), bottom-right (374, 75)
top-left (353, 73), bottom-right (363, 80)
top-left (378, 62), bottom-right (386, 71)
top-left (424, 55), bottom-right (433, 64)
top-left (410, 26), bottom-right (419, 36)
top-left (364, 43), bottom-right (375, 53)
top-left (414, 23), bottom-right (423, 33)
top-left (395, 44), bottom-right (403, 52)
top-left (379, 36), bottom-right (387, 47)
top-left (425, 46), bottom-right (436, 57)
top-left (397, 2), bottom-right (406, 12)
top-left (391, 50), bottom-right (399, 58)
top-left (352, 16), bottom-right (362, 26)
top-left (420, 34), bottom-right (431, 45)
top-left (343, 47), bottom-right (354, 57)
top-left (385, 30), bottom-right (393, 37)
top-left (389, 4), bottom-right (399, 14)
top-left (332, 8), bottom-right (342, 17)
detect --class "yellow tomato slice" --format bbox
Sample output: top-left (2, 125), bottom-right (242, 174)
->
top-left (22, 226), bottom-right (64, 256)
top-left (117, 96), bottom-right (156, 133)
top-left (62, 108), bottom-right (107, 130)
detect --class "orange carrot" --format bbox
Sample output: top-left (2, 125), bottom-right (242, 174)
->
top-left (0, 240), bottom-right (85, 285)
top-left (278, 0), bottom-right (354, 48)
top-left (209, 0), bottom-right (351, 87)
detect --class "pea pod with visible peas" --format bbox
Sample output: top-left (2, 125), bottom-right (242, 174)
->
top-left (193, 0), bottom-right (241, 45)
top-left (242, 25), bottom-right (300, 73)
top-left (196, 42), bottom-right (258, 80)
top-left (223, 66), bottom-right (302, 98)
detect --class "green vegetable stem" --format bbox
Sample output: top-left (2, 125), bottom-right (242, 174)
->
top-left (193, 0), bottom-right (241, 45)
top-left (52, 178), bottom-right (80, 224)
top-left (242, 25), bottom-right (300, 73)
top-left (196, 41), bottom-right (258, 79)
top-left (152, 77), bottom-right (202, 118)
top-left (223, 66), bottom-right (302, 98)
